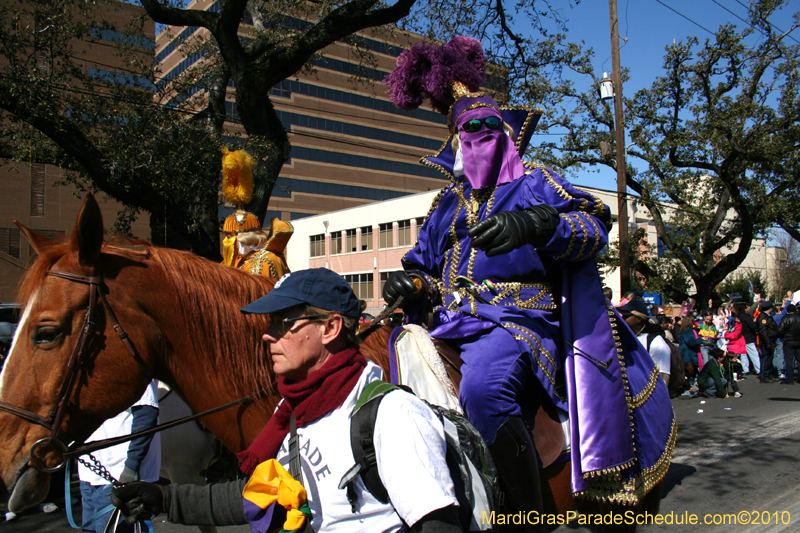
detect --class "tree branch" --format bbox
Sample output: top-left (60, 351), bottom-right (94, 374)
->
top-left (139, 0), bottom-right (220, 30)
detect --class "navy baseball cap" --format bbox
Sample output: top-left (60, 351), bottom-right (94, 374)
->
top-left (617, 299), bottom-right (649, 319)
top-left (240, 268), bottom-right (361, 318)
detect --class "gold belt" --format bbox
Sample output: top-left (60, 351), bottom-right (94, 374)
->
top-left (442, 281), bottom-right (556, 311)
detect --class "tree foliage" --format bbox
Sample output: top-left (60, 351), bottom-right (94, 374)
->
top-left (0, 0), bottom-right (580, 258)
top-left (0, 0), bottom-right (224, 253)
top-left (526, 0), bottom-right (800, 305)
top-left (598, 227), bottom-right (692, 304)
top-left (717, 270), bottom-right (767, 303)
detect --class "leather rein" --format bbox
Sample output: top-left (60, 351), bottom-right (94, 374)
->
top-left (0, 269), bottom-right (264, 473)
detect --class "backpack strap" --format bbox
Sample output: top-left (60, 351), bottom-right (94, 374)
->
top-left (338, 381), bottom-right (407, 512)
top-left (289, 412), bottom-right (304, 485)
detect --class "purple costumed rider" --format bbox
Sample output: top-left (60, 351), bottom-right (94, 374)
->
top-left (382, 37), bottom-right (676, 526)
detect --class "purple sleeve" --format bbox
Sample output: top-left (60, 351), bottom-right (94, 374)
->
top-left (523, 167), bottom-right (611, 262)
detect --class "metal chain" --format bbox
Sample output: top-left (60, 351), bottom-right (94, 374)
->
top-left (77, 454), bottom-right (119, 486)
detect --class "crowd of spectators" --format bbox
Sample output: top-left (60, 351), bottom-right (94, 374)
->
top-left (607, 288), bottom-right (800, 400)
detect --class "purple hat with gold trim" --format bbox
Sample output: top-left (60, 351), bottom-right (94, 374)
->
top-left (384, 37), bottom-right (542, 178)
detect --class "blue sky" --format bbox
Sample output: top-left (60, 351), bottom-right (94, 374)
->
top-left (540, 0), bottom-right (799, 192)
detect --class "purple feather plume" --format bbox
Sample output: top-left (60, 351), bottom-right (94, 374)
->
top-left (384, 37), bottom-right (486, 115)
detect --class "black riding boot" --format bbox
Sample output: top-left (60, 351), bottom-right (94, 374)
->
top-left (489, 416), bottom-right (548, 533)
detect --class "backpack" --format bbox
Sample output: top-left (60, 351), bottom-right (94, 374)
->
top-left (338, 381), bottom-right (498, 532)
top-left (647, 331), bottom-right (686, 397)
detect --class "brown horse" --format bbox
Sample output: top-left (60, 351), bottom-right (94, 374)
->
top-left (0, 195), bottom-right (658, 531)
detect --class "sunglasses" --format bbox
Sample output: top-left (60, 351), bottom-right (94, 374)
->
top-left (461, 116), bottom-right (503, 133)
top-left (269, 313), bottom-right (326, 337)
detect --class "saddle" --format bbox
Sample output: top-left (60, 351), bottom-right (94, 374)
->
top-left (390, 325), bottom-right (567, 468)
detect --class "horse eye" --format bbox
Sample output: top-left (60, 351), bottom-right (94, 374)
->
top-left (33, 326), bottom-right (62, 345)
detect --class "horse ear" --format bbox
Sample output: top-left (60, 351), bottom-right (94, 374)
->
top-left (71, 193), bottom-right (104, 267)
top-left (14, 221), bottom-right (57, 255)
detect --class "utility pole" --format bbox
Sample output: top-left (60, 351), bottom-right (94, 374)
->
top-left (609, 0), bottom-right (630, 295)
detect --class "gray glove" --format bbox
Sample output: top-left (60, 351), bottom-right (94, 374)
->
top-left (118, 466), bottom-right (139, 484)
top-left (468, 205), bottom-right (560, 257)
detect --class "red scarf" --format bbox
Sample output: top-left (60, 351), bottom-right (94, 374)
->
top-left (238, 346), bottom-right (367, 475)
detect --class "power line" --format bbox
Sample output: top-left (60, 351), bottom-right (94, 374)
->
top-left (653, 0), bottom-right (716, 35)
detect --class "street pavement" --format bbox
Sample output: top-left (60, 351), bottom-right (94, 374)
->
top-left (3, 375), bottom-right (800, 533)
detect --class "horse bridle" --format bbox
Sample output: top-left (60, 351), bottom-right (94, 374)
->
top-left (0, 268), bottom-right (268, 474)
top-left (0, 269), bottom-right (150, 473)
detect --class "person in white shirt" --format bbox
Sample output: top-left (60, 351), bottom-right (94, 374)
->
top-left (110, 268), bottom-right (460, 533)
top-left (79, 380), bottom-right (160, 532)
top-left (618, 300), bottom-right (672, 386)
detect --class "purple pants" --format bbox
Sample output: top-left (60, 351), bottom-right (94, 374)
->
top-left (456, 326), bottom-right (539, 444)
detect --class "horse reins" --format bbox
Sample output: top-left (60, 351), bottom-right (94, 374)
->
top-left (0, 269), bottom-right (267, 473)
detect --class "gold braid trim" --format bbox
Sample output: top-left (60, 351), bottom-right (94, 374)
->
top-left (583, 213), bottom-right (603, 260)
top-left (504, 105), bottom-right (544, 154)
top-left (629, 366), bottom-right (661, 410)
top-left (572, 213), bottom-right (590, 262)
top-left (582, 459), bottom-right (636, 481)
top-left (504, 323), bottom-right (558, 386)
top-left (589, 192), bottom-right (609, 218)
top-left (574, 417), bottom-right (677, 506)
top-left (446, 184), bottom-right (465, 290)
top-left (419, 138), bottom-right (456, 180)
top-left (556, 214), bottom-right (578, 260)
top-left (608, 304), bottom-right (637, 455)
top-left (540, 167), bottom-right (572, 201)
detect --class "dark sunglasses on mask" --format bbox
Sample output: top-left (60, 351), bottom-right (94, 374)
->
top-left (461, 116), bottom-right (503, 133)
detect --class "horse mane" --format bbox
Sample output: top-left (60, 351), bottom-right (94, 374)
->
top-left (148, 246), bottom-right (277, 404)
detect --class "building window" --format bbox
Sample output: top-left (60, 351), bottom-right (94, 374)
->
top-left (345, 229), bottom-right (357, 253)
top-left (0, 227), bottom-right (21, 259)
top-left (331, 232), bottom-right (343, 255)
top-left (30, 163), bottom-right (46, 217)
top-left (361, 226), bottom-right (373, 251)
top-left (415, 217), bottom-right (425, 239)
top-left (380, 271), bottom-right (399, 299)
top-left (379, 223), bottom-right (393, 249)
top-left (345, 273), bottom-right (373, 300)
top-left (397, 219), bottom-right (411, 247)
top-left (310, 234), bottom-right (324, 257)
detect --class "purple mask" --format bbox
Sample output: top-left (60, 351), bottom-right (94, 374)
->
top-left (455, 108), bottom-right (526, 190)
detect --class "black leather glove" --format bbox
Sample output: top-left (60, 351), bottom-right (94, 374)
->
top-left (111, 482), bottom-right (169, 524)
top-left (468, 205), bottom-right (560, 257)
top-left (383, 271), bottom-right (423, 306)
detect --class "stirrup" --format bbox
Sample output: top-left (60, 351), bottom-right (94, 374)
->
top-left (102, 508), bottom-right (143, 533)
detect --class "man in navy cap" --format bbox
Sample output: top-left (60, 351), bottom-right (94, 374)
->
top-left (111, 268), bottom-right (461, 533)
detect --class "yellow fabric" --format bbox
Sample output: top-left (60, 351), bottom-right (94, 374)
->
top-left (222, 235), bottom-right (236, 266)
top-left (265, 218), bottom-right (294, 253)
top-left (242, 459), bottom-right (308, 530)
top-left (221, 148), bottom-right (256, 205)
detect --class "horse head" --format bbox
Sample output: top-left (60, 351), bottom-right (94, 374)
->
top-left (0, 195), bottom-right (157, 512)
